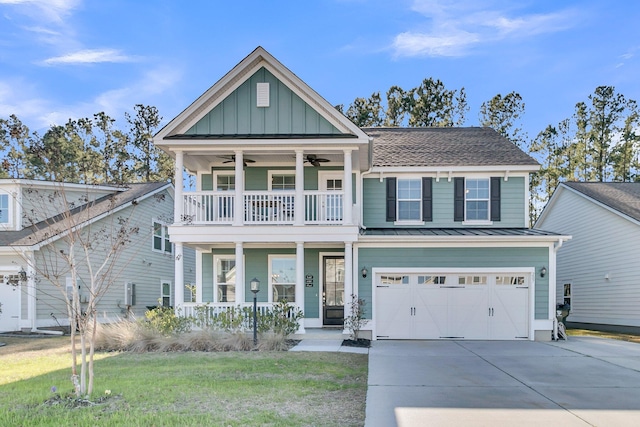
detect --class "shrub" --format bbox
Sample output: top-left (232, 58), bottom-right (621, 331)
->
top-left (344, 294), bottom-right (366, 341)
top-left (144, 306), bottom-right (191, 336)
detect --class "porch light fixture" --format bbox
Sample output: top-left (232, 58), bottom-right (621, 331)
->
top-left (540, 267), bottom-right (547, 278)
top-left (250, 278), bottom-right (260, 346)
top-left (19, 267), bottom-right (27, 282)
top-left (361, 267), bottom-right (368, 278)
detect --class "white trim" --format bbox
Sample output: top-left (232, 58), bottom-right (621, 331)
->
top-left (213, 254), bottom-right (242, 303)
top-left (367, 166), bottom-right (538, 174)
top-left (268, 254), bottom-right (297, 303)
top-left (267, 170), bottom-right (296, 191)
top-left (160, 279), bottom-right (172, 307)
top-left (151, 218), bottom-right (173, 255)
top-left (212, 171), bottom-right (238, 191)
top-left (465, 177), bottom-right (491, 222)
top-left (0, 192), bottom-right (14, 229)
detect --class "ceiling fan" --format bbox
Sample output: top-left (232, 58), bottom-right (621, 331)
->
top-left (218, 155), bottom-right (256, 167)
top-left (302, 154), bottom-right (330, 167)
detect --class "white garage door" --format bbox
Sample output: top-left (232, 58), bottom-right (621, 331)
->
top-left (0, 275), bottom-right (21, 333)
top-left (375, 271), bottom-right (529, 340)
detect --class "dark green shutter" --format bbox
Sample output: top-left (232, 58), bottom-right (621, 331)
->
top-left (422, 177), bottom-right (432, 222)
top-left (386, 177), bottom-right (396, 222)
top-left (454, 177), bottom-right (464, 222)
top-left (491, 177), bottom-right (501, 221)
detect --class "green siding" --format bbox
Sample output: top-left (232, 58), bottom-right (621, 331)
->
top-left (363, 176), bottom-right (526, 228)
top-left (186, 68), bottom-right (344, 136)
top-left (201, 252), bottom-right (214, 302)
top-left (201, 174), bottom-right (213, 191)
top-left (358, 247), bottom-right (549, 319)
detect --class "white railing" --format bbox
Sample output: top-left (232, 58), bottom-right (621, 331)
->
top-left (178, 302), bottom-right (299, 330)
top-left (182, 192), bottom-right (234, 224)
top-left (304, 191), bottom-right (344, 224)
top-left (243, 191), bottom-right (295, 224)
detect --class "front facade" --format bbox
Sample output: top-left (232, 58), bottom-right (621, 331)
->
top-left (536, 182), bottom-right (640, 330)
top-left (155, 47), bottom-right (568, 341)
top-left (0, 180), bottom-right (195, 333)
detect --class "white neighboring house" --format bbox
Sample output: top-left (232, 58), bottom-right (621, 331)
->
top-left (535, 182), bottom-right (640, 331)
top-left (0, 179), bottom-right (195, 333)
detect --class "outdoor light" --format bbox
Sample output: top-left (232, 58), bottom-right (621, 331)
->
top-left (18, 267), bottom-right (27, 282)
top-left (250, 277), bottom-right (260, 346)
top-left (540, 267), bottom-right (547, 278)
top-left (361, 267), bottom-right (368, 278)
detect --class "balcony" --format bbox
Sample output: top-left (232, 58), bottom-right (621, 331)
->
top-left (182, 191), bottom-right (345, 225)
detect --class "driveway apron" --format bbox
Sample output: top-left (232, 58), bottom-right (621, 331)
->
top-left (365, 337), bottom-right (640, 427)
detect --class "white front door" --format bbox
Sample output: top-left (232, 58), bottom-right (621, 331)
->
top-left (0, 274), bottom-right (21, 333)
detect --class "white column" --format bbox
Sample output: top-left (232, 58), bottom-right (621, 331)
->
top-left (174, 243), bottom-right (184, 311)
top-left (343, 242), bottom-right (353, 334)
top-left (343, 149), bottom-right (353, 225)
top-left (235, 242), bottom-right (245, 304)
top-left (174, 150), bottom-right (184, 224)
top-left (233, 150), bottom-right (244, 226)
top-left (195, 250), bottom-right (203, 303)
top-left (295, 150), bottom-right (304, 225)
top-left (296, 242), bottom-right (306, 333)
top-left (26, 252), bottom-right (37, 331)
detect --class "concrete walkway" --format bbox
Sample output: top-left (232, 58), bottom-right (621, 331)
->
top-left (289, 328), bottom-right (369, 354)
top-left (365, 337), bottom-right (640, 427)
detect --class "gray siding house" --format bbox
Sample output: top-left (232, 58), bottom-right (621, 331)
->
top-left (0, 180), bottom-right (195, 333)
top-left (535, 182), bottom-right (640, 331)
top-left (154, 47), bottom-right (569, 341)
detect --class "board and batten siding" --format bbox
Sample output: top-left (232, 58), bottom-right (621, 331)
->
top-left (185, 67), bottom-right (343, 136)
top-left (363, 176), bottom-right (526, 228)
top-left (357, 246), bottom-right (549, 319)
top-left (538, 188), bottom-right (640, 327)
top-left (31, 188), bottom-right (195, 326)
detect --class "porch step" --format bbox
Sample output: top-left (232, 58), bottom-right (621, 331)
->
top-left (293, 328), bottom-right (348, 340)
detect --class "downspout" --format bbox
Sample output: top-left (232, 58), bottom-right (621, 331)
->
top-left (551, 238), bottom-right (565, 341)
top-left (359, 137), bottom-right (374, 231)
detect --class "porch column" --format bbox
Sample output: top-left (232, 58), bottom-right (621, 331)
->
top-left (295, 150), bottom-right (304, 226)
top-left (233, 150), bottom-right (244, 226)
top-left (195, 250), bottom-right (203, 303)
top-left (25, 251), bottom-right (37, 331)
top-left (343, 242), bottom-right (353, 334)
top-left (343, 149), bottom-right (353, 225)
top-left (174, 150), bottom-right (184, 224)
top-left (174, 243), bottom-right (184, 310)
top-left (296, 242), bottom-right (306, 333)
top-left (235, 242), bottom-right (245, 304)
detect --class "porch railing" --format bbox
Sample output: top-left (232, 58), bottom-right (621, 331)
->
top-left (181, 191), bottom-right (345, 225)
top-left (178, 302), bottom-right (299, 330)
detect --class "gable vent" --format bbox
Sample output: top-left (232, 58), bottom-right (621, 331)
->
top-left (256, 83), bottom-right (270, 107)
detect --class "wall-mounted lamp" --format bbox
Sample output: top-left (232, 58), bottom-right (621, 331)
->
top-left (361, 267), bottom-right (368, 278)
top-left (19, 267), bottom-right (27, 282)
top-left (540, 266), bottom-right (547, 278)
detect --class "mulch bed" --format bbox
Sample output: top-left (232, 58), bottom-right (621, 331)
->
top-left (342, 338), bottom-right (371, 348)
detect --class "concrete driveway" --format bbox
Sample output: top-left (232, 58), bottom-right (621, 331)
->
top-left (365, 337), bottom-right (640, 426)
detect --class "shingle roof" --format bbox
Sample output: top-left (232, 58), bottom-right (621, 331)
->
top-left (563, 182), bottom-right (640, 222)
top-left (361, 228), bottom-right (563, 237)
top-left (362, 127), bottom-right (539, 168)
top-left (0, 182), bottom-right (170, 247)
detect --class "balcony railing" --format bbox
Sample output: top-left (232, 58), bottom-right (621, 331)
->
top-left (182, 191), bottom-right (345, 225)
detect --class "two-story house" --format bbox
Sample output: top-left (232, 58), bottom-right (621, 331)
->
top-left (154, 47), bottom-right (569, 341)
top-left (0, 180), bottom-right (195, 333)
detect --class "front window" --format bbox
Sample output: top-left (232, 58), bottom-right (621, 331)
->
top-left (397, 179), bottom-right (421, 221)
top-left (153, 221), bottom-right (172, 254)
top-left (161, 281), bottom-right (171, 307)
top-left (465, 179), bottom-right (490, 221)
top-left (270, 256), bottom-right (296, 302)
top-left (0, 194), bottom-right (9, 224)
top-left (215, 256), bottom-right (236, 302)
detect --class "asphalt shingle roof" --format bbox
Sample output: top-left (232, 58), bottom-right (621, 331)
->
top-left (0, 182), bottom-right (169, 247)
top-left (363, 127), bottom-right (539, 168)
top-left (563, 182), bottom-right (640, 222)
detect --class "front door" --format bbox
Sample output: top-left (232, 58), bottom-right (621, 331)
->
top-left (323, 256), bottom-right (345, 326)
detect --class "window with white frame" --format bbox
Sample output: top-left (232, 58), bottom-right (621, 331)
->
top-left (270, 255), bottom-right (296, 302)
top-left (153, 221), bottom-right (172, 254)
top-left (0, 194), bottom-right (9, 224)
top-left (465, 178), bottom-right (490, 221)
top-left (216, 174), bottom-right (235, 191)
top-left (161, 281), bottom-right (171, 307)
top-left (214, 256), bottom-right (236, 303)
top-left (270, 173), bottom-right (295, 191)
top-left (397, 179), bottom-right (421, 221)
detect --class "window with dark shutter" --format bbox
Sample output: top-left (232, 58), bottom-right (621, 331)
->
top-left (490, 177), bottom-right (501, 221)
top-left (454, 177), bottom-right (464, 221)
top-left (386, 177), bottom-right (397, 222)
top-left (422, 177), bottom-right (432, 222)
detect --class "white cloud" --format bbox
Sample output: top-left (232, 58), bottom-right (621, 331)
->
top-left (0, 0), bottom-right (80, 23)
top-left (42, 48), bottom-right (137, 65)
top-left (392, 0), bottom-right (580, 57)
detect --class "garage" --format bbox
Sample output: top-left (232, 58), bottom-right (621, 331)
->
top-left (0, 273), bottom-right (21, 333)
top-left (375, 270), bottom-right (530, 340)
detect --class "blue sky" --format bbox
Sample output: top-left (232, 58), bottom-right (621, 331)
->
top-left (0, 0), bottom-right (638, 140)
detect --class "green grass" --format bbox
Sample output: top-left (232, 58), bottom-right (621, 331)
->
top-left (0, 336), bottom-right (368, 426)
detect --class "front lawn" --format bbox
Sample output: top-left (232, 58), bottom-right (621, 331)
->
top-left (0, 336), bottom-right (367, 426)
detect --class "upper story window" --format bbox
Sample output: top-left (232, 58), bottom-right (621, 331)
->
top-left (397, 179), bottom-right (421, 221)
top-left (0, 194), bottom-right (8, 224)
top-left (465, 179), bottom-right (490, 221)
top-left (270, 173), bottom-right (295, 191)
top-left (216, 174), bottom-right (235, 191)
top-left (153, 220), bottom-right (172, 254)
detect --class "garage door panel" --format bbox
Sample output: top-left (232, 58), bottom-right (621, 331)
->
top-left (0, 283), bottom-right (20, 333)
top-left (376, 287), bottom-right (412, 339)
top-left (492, 287), bottom-right (529, 339)
top-left (448, 288), bottom-right (488, 339)
top-left (414, 288), bottom-right (448, 339)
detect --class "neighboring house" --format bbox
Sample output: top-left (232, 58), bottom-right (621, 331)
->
top-left (0, 179), bottom-right (195, 333)
top-left (153, 46), bottom-right (569, 341)
top-left (535, 182), bottom-right (640, 332)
